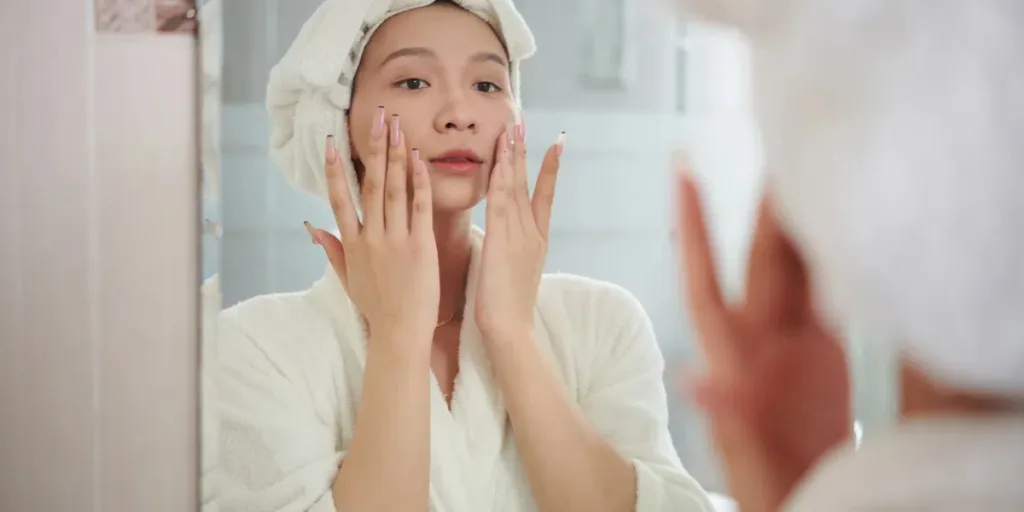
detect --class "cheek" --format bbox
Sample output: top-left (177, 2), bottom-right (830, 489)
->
top-left (345, 112), bottom-right (374, 160)
top-left (482, 101), bottom-right (518, 148)
top-left (375, 102), bottom-right (432, 148)
top-left (500, 99), bottom-right (518, 128)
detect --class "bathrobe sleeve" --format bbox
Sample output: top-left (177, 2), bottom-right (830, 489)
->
top-left (215, 304), bottom-right (343, 512)
top-left (577, 283), bottom-right (715, 512)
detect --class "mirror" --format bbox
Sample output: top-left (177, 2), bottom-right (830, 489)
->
top-left (200, 1), bottom-right (895, 510)
top-left (198, 0), bottom-right (222, 509)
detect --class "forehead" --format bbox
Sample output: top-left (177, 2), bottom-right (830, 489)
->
top-left (360, 4), bottom-right (507, 65)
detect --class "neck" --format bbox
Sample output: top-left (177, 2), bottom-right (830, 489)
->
top-left (898, 359), bottom-right (1019, 419)
top-left (432, 210), bottom-right (473, 324)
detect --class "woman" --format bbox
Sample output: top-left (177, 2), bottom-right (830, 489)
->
top-left (214, 1), bottom-right (713, 511)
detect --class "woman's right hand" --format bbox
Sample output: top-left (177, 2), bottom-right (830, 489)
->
top-left (306, 111), bottom-right (440, 347)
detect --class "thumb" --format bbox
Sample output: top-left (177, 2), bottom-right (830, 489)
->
top-left (305, 221), bottom-right (349, 291)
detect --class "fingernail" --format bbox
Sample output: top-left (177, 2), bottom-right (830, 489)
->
top-left (515, 122), bottom-right (525, 142)
top-left (672, 150), bottom-right (693, 178)
top-left (412, 148), bottom-right (420, 161)
top-left (303, 221), bottom-right (319, 245)
top-left (554, 131), bottom-right (566, 157)
top-left (371, 106), bottom-right (385, 139)
top-left (506, 122), bottom-right (515, 145)
top-left (325, 136), bottom-right (338, 164)
top-left (390, 114), bottom-right (401, 147)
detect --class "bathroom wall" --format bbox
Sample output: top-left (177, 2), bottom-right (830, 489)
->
top-left (0, 1), bottom-right (199, 509)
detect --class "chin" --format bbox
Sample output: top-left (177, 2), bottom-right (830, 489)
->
top-left (430, 180), bottom-right (487, 214)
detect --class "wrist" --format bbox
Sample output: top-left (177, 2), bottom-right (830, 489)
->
top-left (366, 336), bottom-right (432, 366)
top-left (366, 318), bottom-right (433, 345)
top-left (480, 330), bottom-right (537, 369)
top-left (480, 326), bottom-right (532, 348)
top-left (716, 438), bottom-right (802, 512)
top-left (368, 323), bottom-right (433, 351)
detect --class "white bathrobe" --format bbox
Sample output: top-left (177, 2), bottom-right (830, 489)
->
top-left (213, 228), bottom-right (713, 512)
top-left (784, 415), bottom-right (1024, 511)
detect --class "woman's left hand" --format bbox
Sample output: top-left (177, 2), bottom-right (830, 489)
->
top-left (475, 123), bottom-right (564, 346)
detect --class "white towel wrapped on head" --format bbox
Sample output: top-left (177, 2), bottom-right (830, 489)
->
top-left (675, 0), bottom-right (1024, 399)
top-left (266, 0), bottom-right (536, 214)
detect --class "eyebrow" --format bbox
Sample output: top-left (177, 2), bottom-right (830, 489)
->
top-left (377, 47), bottom-right (508, 69)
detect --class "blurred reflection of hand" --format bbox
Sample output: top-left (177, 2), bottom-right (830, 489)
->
top-left (674, 166), bottom-right (852, 512)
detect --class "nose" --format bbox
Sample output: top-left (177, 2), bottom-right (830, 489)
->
top-left (433, 89), bottom-right (477, 134)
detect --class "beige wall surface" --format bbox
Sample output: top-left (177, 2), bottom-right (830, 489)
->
top-left (0, 2), bottom-right (200, 510)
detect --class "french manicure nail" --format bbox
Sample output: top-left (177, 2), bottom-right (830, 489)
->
top-left (506, 122), bottom-right (515, 145)
top-left (372, 106), bottom-right (385, 139)
top-left (303, 221), bottom-right (319, 245)
top-left (325, 136), bottom-right (338, 164)
top-left (555, 131), bottom-right (566, 157)
top-left (516, 122), bottom-right (525, 141)
top-left (390, 114), bottom-right (401, 147)
top-left (672, 150), bottom-right (693, 177)
top-left (412, 148), bottom-right (420, 161)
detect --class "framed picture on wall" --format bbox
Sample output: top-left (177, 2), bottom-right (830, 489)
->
top-left (578, 0), bottom-right (635, 91)
top-left (95, 0), bottom-right (198, 34)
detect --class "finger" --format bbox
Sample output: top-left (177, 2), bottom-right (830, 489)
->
top-left (324, 135), bottom-right (360, 239)
top-left (744, 193), bottom-right (813, 329)
top-left (511, 121), bottom-right (533, 224)
top-left (494, 126), bottom-right (523, 234)
top-left (360, 106), bottom-right (388, 233)
top-left (531, 132), bottom-right (564, 239)
top-left (499, 132), bottom-right (524, 234)
top-left (409, 149), bottom-right (434, 236)
top-left (674, 158), bottom-right (733, 357)
top-left (306, 222), bottom-right (349, 292)
top-left (676, 165), bottom-right (725, 318)
top-left (384, 114), bottom-right (408, 235)
top-left (486, 136), bottom-right (513, 236)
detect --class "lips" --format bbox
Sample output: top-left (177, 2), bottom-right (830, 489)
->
top-left (429, 149), bottom-right (483, 164)
top-left (428, 149), bottom-right (484, 174)
top-left (433, 157), bottom-right (477, 163)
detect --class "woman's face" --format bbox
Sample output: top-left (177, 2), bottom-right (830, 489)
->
top-left (348, 3), bottom-right (517, 213)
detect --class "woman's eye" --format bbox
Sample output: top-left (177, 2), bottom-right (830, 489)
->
top-left (473, 81), bottom-right (502, 93)
top-left (396, 78), bottom-right (429, 90)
